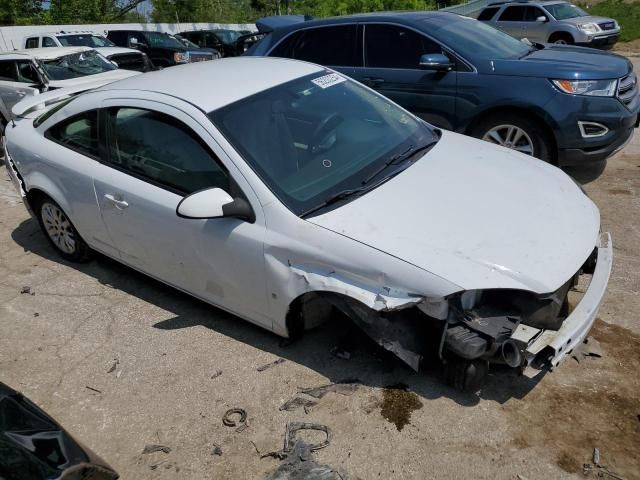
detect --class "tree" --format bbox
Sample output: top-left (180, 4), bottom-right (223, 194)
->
top-left (0, 0), bottom-right (45, 25)
top-left (48, 0), bottom-right (148, 24)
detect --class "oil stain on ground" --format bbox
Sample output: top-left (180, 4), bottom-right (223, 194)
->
top-left (505, 319), bottom-right (640, 479)
top-left (380, 383), bottom-right (423, 431)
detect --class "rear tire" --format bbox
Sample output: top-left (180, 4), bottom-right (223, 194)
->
top-left (549, 32), bottom-right (574, 45)
top-left (471, 113), bottom-right (553, 162)
top-left (34, 195), bottom-right (93, 262)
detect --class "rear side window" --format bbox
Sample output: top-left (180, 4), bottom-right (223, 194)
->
top-left (272, 25), bottom-right (359, 67)
top-left (499, 6), bottom-right (527, 21)
top-left (42, 37), bottom-right (57, 47)
top-left (25, 37), bottom-right (39, 48)
top-left (478, 7), bottom-right (500, 20)
top-left (106, 108), bottom-right (229, 195)
top-left (365, 24), bottom-right (442, 69)
top-left (46, 110), bottom-right (99, 158)
top-left (0, 61), bottom-right (16, 81)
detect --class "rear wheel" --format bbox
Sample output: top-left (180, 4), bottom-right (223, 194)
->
top-left (549, 32), bottom-right (574, 45)
top-left (35, 195), bottom-right (92, 262)
top-left (471, 113), bottom-right (553, 162)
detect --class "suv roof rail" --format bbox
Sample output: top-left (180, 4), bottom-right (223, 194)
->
top-left (487, 0), bottom-right (533, 5)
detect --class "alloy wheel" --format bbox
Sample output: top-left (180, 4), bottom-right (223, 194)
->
top-left (41, 202), bottom-right (76, 254)
top-left (482, 124), bottom-right (535, 156)
top-left (554, 39), bottom-right (568, 44)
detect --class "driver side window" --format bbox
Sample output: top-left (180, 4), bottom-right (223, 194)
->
top-left (365, 24), bottom-right (442, 69)
top-left (106, 107), bottom-right (229, 195)
top-left (46, 110), bottom-right (99, 159)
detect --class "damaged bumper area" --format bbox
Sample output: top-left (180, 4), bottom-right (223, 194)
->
top-left (326, 233), bottom-right (613, 377)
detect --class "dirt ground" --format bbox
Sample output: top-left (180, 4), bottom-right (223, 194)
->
top-left (1, 62), bottom-right (639, 479)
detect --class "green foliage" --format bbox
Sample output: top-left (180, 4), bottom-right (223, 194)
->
top-left (0, 0), bottom-right (46, 25)
top-left (0, 0), bottom-right (147, 25)
top-left (579, 0), bottom-right (640, 42)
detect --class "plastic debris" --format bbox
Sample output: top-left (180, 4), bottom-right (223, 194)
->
top-left (298, 379), bottom-right (359, 399)
top-left (212, 444), bottom-right (223, 456)
top-left (20, 286), bottom-right (35, 295)
top-left (279, 397), bottom-right (317, 414)
top-left (211, 369), bottom-right (223, 379)
top-left (257, 358), bottom-right (286, 372)
top-left (142, 444), bottom-right (171, 454)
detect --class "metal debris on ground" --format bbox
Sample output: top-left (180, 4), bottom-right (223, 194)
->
top-left (582, 448), bottom-right (625, 479)
top-left (263, 422), bottom-right (333, 460)
top-left (279, 397), bottom-right (318, 414)
top-left (257, 358), bottom-right (286, 372)
top-left (222, 407), bottom-right (249, 432)
top-left (572, 336), bottom-right (603, 363)
top-left (211, 369), bottom-right (223, 379)
top-left (298, 379), bottom-right (359, 399)
top-left (107, 358), bottom-right (119, 373)
top-left (265, 440), bottom-right (344, 480)
top-left (142, 444), bottom-right (172, 454)
top-left (85, 385), bottom-right (102, 394)
top-left (20, 286), bottom-right (34, 295)
top-left (212, 444), bottom-right (223, 456)
top-left (593, 447), bottom-right (601, 466)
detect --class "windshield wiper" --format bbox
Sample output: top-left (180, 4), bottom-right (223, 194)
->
top-left (361, 141), bottom-right (436, 185)
top-left (300, 186), bottom-right (370, 218)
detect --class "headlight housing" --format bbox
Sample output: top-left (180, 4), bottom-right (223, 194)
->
top-left (578, 22), bottom-right (601, 34)
top-left (552, 78), bottom-right (617, 96)
top-left (173, 52), bottom-right (189, 63)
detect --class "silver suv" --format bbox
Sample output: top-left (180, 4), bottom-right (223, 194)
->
top-left (478, 0), bottom-right (620, 49)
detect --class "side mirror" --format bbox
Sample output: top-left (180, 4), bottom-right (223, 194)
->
top-left (536, 15), bottom-right (548, 22)
top-left (176, 187), bottom-right (254, 222)
top-left (419, 53), bottom-right (454, 72)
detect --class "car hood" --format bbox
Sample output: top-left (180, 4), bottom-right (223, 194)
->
top-left (97, 46), bottom-right (142, 57)
top-left (559, 15), bottom-right (616, 27)
top-left (489, 45), bottom-right (630, 79)
top-left (308, 131), bottom-right (600, 294)
top-left (48, 68), bottom-right (140, 88)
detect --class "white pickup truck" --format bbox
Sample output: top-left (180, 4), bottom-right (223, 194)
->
top-left (0, 47), bottom-right (140, 137)
top-left (23, 32), bottom-right (152, 72)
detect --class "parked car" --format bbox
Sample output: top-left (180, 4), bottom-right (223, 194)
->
top-left (106, 30), bottom-right (215, 67)
top-left (477, 0), bottom-right (620, 49)
top-left (179, 29), bottom-right (242, 57)
top-left (0, 382), bottom-right (118, 479)
top-left (248, 12), bottom-right (639, 166)
top-left (0, 47), bottom-right (139, 137)
top-left (174, 33), bottom-right (222, 58)
top-left (4, 58), bottom-right (612, 389)
top-left (23, 31), bottom-right (152, 71)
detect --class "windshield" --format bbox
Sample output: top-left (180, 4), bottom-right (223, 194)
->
top-left (175, 34), bottom-right (200, 49)
top-left (58, 34), bottom-right (115, 47)
top-left (144, 32), bottom-right (184, 49)
top-left (434, 17), bottom-right (531, 60)
top-left (210, 72), bottom-right (437, 216)
top-left (544, 3), bottom-right (588, 19)
top-left (214, 30), bottom-right (240, 45)
top-left (39, 50), bottom-right (116, 80)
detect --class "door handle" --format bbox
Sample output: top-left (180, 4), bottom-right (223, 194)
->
top-left (104, 194), bottom-right (129, 210)
top-left (362, 77), bottom-right (385, 87)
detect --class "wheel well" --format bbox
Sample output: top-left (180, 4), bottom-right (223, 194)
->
top-left (466, 106), bottom-right (559, 164)
top-left (548, 31), bottom-right (574, 43)
top-left (25, 188), bottom-right (48, 212)
top-left (285, 291), bottom-right (360, 339)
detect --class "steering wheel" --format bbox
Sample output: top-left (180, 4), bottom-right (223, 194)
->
top-left (309, 113), bottom-right (343, 155)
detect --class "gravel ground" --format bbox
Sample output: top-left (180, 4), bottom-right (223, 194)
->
top-left (1, 60), bottom-right (639, 480)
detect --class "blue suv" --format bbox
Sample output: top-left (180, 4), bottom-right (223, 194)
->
top-left (248, 12), bottom-right (639, 166)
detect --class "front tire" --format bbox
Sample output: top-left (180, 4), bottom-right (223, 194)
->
top-left (35, 196), bottom-right (92, 262)
top-left (549, 32), bottom-right (574, 45)
top-left (471, 113), bottom-right (553, 162)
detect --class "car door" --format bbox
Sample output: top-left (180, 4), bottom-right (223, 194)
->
top-left (94, 99), bottom-right (270, 326)
top-left (0, 60), bottom-right (40, 119)
top-left (351, 23), bottom-right (457, 130)
top-left (495, 6), bottom-right (528, 39)
top-left (523, 6), bottom-right (550, 43)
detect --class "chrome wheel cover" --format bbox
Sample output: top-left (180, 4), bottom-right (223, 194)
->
top-left (482, 124), bottom-right (535, 156)
top-left (41, 202), bottom-right (76, 254)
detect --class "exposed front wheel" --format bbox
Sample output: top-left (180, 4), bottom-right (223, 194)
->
top-left (35, 196), bottom-right (92, 262)
top-left (472, 114), bottom-right (553, 162)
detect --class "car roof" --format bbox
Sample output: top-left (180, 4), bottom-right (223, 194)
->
top-left (485, 0), bottom-right (567, 6)
top-left (97, 56), bottom-right (324, 112)
top-left (1, 47), bottom-right (92, 60)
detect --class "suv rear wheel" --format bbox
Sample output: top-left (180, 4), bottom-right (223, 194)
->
top-left (549, 32), bottom-right (574, 45)
top-left (471, 113), bottom-right (552, 162)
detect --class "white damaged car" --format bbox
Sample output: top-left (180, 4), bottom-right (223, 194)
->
top-left (4, 58), bottom-right (612, 389)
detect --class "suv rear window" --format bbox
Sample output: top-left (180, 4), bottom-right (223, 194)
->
top-left (478, 7), bottom-right (500, 20)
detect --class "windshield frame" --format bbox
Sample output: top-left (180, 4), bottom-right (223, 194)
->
top-left (209, 72), bottom-right (438, 217)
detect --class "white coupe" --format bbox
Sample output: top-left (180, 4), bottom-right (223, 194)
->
top-left (4, 57), bottom-right (612, 389)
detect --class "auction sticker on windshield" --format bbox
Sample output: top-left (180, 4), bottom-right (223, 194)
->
top-left (311, 73), bottom-right (346, 89)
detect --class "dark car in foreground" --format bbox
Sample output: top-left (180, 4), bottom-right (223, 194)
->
top-left (248, 12), bottom-right (639, 166)
top-left (0, 382), bottom-right (118, 479)
top-left (107, 30), bottom-right (215, 68)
